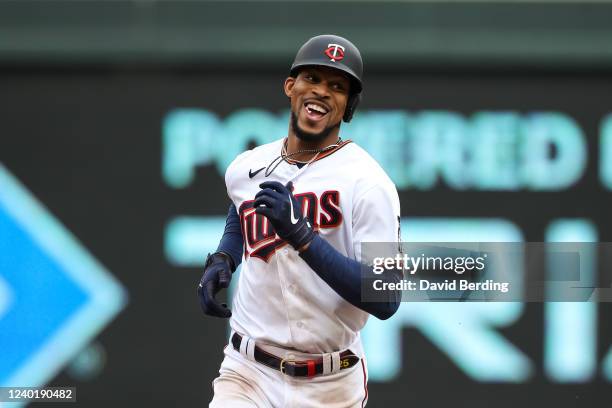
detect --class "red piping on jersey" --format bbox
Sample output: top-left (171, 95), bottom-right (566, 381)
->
top-left (361, 359), bottom-right (368, 407)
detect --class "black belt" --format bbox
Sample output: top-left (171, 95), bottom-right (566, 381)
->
top-left (231, 333), bottom-right (360, 378)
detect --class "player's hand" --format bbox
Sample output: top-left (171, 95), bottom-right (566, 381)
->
top-left (253, 181), bottom-right (315, 250)
top-left (197, 252), bottom-right (233, 318)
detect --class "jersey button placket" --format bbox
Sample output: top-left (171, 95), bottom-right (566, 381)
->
top-left (276, 246), bottom-right (301, 343)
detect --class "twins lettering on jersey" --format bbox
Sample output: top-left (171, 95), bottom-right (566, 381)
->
top-left (239, 190), bottom-right (342, 261)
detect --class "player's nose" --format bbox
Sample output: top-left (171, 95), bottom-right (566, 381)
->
top-left (310, 81), bottom-right (331, 98)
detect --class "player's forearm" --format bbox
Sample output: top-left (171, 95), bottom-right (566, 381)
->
top-left (299, 235), bottom-right (402, 320)
top-left (216, 203), bottom-right (244, 270)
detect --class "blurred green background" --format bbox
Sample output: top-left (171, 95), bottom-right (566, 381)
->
top-left (2, 0), bottom-right (612, 68)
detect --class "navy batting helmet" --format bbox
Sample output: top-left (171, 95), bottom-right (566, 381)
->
top-left (290, 34), bottom-right (363, 123)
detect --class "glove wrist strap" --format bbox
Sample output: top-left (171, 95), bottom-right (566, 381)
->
top-left (285, 219), bottom-right (315, 250)
top-left (205, 251), bottom-right (236, 272)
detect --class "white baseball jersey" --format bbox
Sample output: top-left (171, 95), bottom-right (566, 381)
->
top-left (225, 137), bottom-right (401, 354)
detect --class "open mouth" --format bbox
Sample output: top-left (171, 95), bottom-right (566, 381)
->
top-left (304, 101), bottom-right (330, 121)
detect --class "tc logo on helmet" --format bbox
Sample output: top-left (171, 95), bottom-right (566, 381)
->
top-left (324, 44), bottom-right (345, 62)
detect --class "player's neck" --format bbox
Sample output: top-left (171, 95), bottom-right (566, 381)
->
top-left (286, 133), bottom-right (341, 162)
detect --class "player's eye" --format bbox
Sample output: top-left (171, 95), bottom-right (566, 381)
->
top-left (331, 82), bottom-right (347, 92)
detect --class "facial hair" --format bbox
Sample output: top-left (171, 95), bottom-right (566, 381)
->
top-left (290, 111), bottom-right (340, 143)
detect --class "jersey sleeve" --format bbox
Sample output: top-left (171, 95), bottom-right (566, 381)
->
top-left (352, 180), bottom-right (401, 262)
top-left (224, 149), bottom-right (252, 205)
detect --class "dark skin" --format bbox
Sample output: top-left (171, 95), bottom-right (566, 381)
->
top-left (283, 66), bottom-right (351, 162)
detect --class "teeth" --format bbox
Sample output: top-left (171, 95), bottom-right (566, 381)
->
top-left (306, 103), bottom-right (328, 114)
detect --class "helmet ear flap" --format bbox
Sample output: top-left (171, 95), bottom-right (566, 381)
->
top-left (343, 92), bottom-right (361, 123)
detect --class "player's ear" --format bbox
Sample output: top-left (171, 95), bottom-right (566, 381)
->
top-left (284, 77), bottom-right (295, 98)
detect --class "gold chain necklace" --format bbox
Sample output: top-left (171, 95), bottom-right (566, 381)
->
top-left (264, 137), bottom-right (342, 177)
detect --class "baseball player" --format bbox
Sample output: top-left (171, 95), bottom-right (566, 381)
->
top-left (198, 34), bottom-right (402, 408)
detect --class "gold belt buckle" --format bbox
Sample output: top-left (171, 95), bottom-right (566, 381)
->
top-left (279, 357), bottom-right (297, 375)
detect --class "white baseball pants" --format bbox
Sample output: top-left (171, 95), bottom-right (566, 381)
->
top-left (210, 337), bottom-right (369, 407)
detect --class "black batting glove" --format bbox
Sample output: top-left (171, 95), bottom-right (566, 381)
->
top-left (197, 252), bottom-right (234, 318)
top-left (253, 181), bottom-right (315, 250)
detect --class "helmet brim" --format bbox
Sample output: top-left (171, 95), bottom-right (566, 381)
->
top-left (290, 62), bottom-right (363, 94)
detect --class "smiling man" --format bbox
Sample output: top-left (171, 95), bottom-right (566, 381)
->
top-left (198, 34), bottom-right (402, 407)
